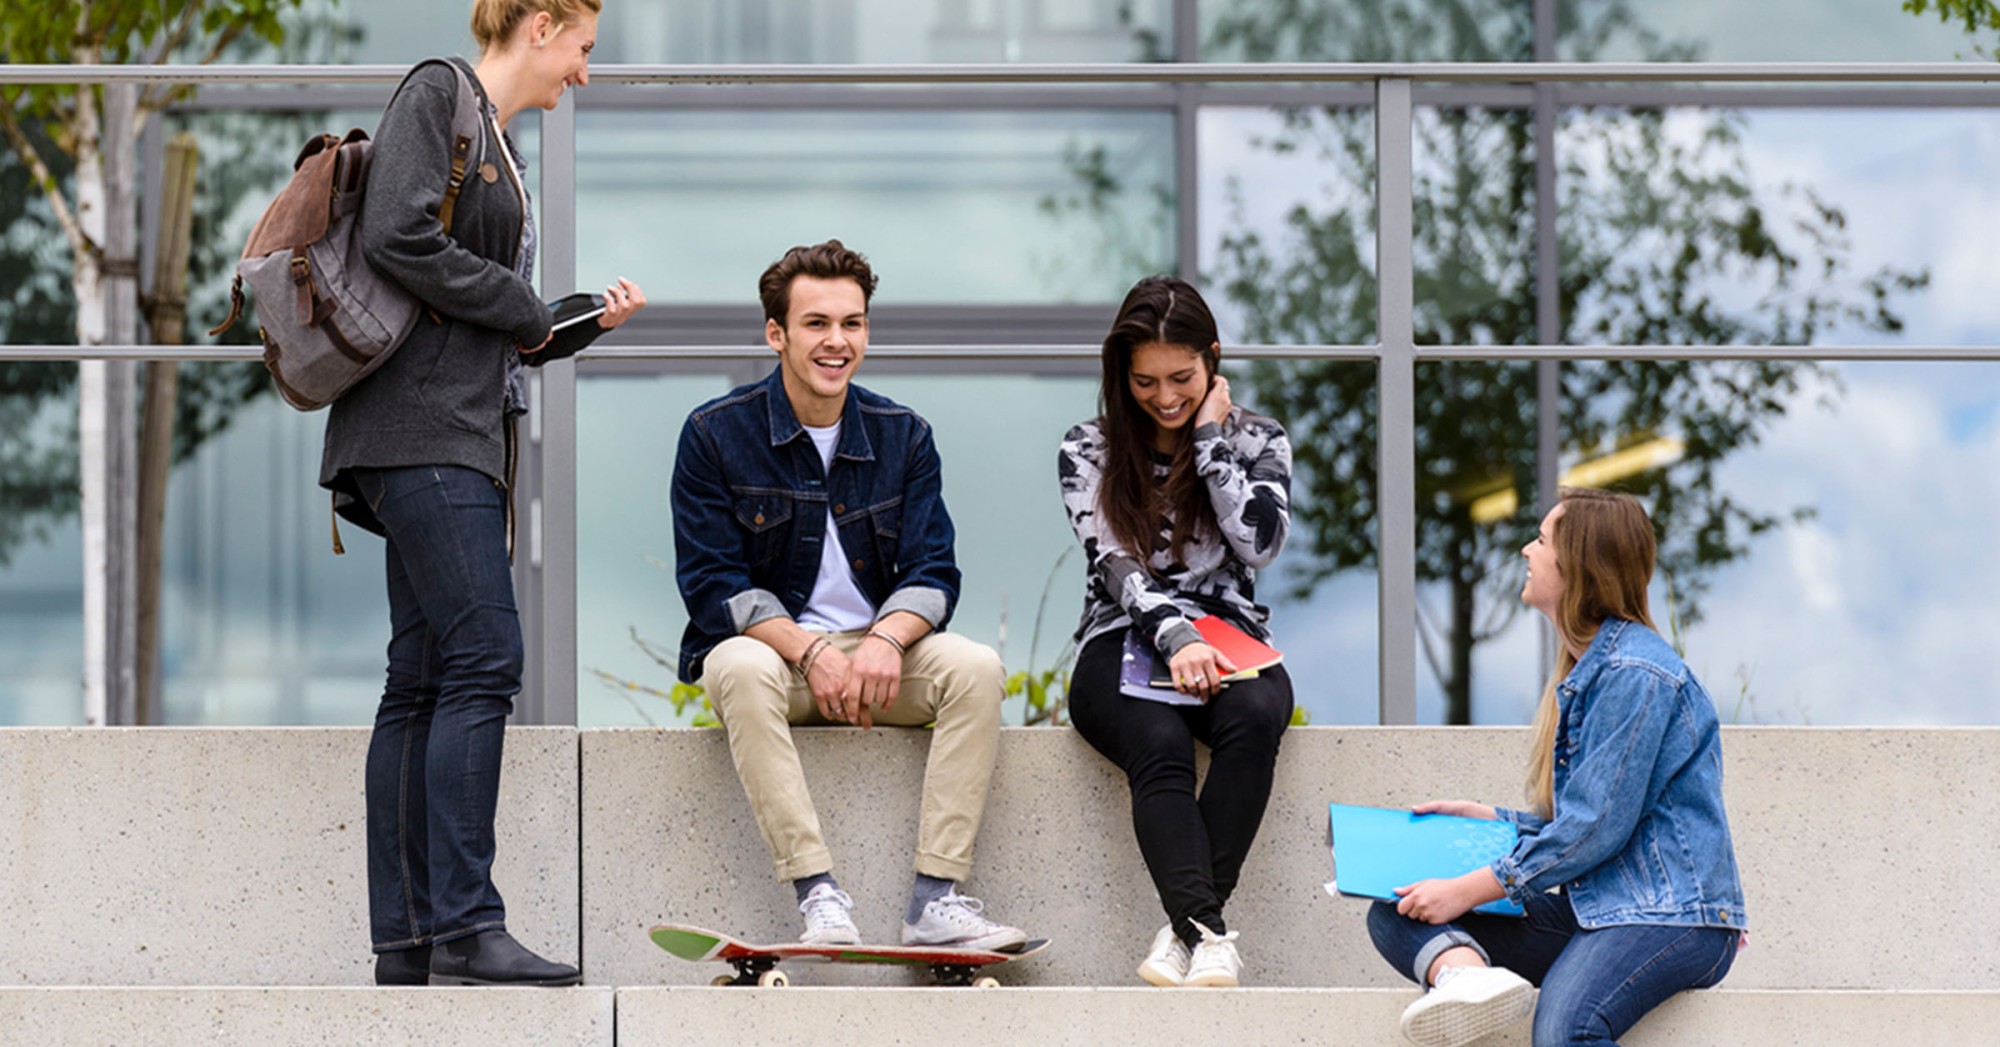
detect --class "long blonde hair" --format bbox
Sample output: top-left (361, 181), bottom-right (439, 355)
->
top-left (1524, 487), bottom-right (1658, 817)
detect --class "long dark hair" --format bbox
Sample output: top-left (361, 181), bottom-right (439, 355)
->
top-left (1096, 276), bottom-right (1223, 568)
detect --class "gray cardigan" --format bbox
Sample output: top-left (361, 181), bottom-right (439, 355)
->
top-left (318, 58), bottom-right (553, 535)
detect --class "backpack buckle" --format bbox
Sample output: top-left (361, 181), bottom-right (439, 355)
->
top-left (289, 255), bottom-right (311, 281)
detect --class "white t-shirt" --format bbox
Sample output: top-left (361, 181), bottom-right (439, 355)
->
top-left (796, 422), bottom-right (877, 633)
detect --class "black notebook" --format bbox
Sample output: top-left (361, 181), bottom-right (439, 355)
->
top-left (525, 292), bottom-right (607, 366)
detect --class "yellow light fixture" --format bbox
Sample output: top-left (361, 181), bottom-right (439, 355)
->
top-left (1467, 437), bottom-right (1685, 525)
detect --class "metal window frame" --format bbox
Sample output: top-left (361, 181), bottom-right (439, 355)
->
top-left (8, 38), bottom-right (2000, 728)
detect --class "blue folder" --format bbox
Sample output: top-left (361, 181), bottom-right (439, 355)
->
top-left (1327, 802), bottom-right (1526, 917)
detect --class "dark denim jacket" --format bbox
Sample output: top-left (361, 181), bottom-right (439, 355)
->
top-left (1490, 619), bottom-right (1748, 932)
top-left (672, 367), bottom-right (960, 683)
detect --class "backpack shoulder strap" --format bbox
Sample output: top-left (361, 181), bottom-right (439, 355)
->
top-left (430, 56), bottom-right (488, 237)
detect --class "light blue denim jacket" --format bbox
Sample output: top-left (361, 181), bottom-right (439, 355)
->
top-left (1490, 619), bottom-right (1747, 931)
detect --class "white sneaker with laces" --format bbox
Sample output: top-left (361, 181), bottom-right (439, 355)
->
top-left (900, 890), bottom-right (1028, 951)
top-left (1181, 921), bottom-right (1242, 987)
top-left (1398, 963), bottom-right (1534, 1047)
top-left (1137, 924), bottom-right (1191, 986)
top-left (797, 882), bottom-right (861, 945)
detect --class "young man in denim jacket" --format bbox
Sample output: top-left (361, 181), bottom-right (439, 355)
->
top-left (671, 240), bottom-right (1025, 950)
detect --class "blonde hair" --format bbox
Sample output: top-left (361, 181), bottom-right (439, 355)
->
top-left (1524, 487), bottom-right (1658, 817)
top-left (471, 0), bottom-right (603, 53)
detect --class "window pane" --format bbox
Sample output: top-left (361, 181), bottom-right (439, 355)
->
top-left (576, 369), bottom-right (1100, 727)
top-left (0, 366), bottom-right (83, 725)
top-left (1562, 0), bottom-right (1987, 62)
top-left (1201, 0), bottom-right (1532, 62)
top-left (262, 0), bottom-right (1172, 65)
top-left (1542, 107), bottom-right (2000, 726)
top-left (574, 110), bottom-right (1175, 304)
top-left (160, 374), bottom-right (386, 726)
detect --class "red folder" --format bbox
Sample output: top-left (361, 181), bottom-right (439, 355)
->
top-left (1193, 615), bottom-right (1283, 676)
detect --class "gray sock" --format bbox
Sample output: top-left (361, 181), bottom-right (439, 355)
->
top-left (794, 872), bottom-right (838, 904)
top-left (907, 873), bottom-right (954, 923)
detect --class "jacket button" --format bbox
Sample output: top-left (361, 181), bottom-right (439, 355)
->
top-left (753, 513), bottom-right (765, 525)
top-left (835, 503), bottom-right (845, 514)
top-left (853, 559), bottom-right (865, 570)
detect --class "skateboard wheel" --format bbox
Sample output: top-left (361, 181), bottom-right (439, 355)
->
top-left (972, 976), bottom-right (1001, 989)
top-left (758, 969), bottom-right (790, 988)
top-left (710, 974), bottom-right (736, 987)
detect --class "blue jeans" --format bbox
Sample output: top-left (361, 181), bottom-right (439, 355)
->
top-left (1366, 894), bottom-right (1739, 1047)
top-left (353, 465), bottom-right (520, 951)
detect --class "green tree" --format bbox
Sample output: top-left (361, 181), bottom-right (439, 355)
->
top-left (1904, 0), bottom-right (2000, 56)
top-left (1205, 0), bottom-right (1926, 722)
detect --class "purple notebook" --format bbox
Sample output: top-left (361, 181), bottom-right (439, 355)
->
top-left (1120, 632), bottom-right (1202, 706)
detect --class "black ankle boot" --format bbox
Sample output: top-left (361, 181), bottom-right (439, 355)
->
top-left (374, 945), bottom-right (433, 986)
top-left (429, 930), bottom-right (581, 986)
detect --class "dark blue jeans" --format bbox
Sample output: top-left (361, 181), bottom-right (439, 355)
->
top-left (1367, 895), bottom-right (1738, 1047)
top-left (353, 465), bottom-right (520, 952)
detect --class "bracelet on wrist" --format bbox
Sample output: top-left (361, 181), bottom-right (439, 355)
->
top-left (865, 629), bottom-right (907, 655)
top-left (797, 636), bottom-right (830, 679)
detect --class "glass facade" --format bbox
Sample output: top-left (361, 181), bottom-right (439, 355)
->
top-left (573, 110), bottom-right (1175, 304)
top-left (7, 2), bottom-right (2000, 728)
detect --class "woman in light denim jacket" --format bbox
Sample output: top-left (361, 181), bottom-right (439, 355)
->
top-left (1366, 488), bottom-right (1747, 1047)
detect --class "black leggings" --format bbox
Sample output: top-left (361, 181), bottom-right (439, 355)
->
top-left (1068, 628), bottom-right (1294, 947)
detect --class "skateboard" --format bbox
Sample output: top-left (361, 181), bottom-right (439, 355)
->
top-left (649, 922), bottom-right (1051, 988)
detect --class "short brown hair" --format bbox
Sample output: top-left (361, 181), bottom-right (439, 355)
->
top-left (758, 240), bottom-right (879, 326)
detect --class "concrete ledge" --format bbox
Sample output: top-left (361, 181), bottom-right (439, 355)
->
top-left (0, 728), bottom-right (579, 986)
top-left (0, 988), bottom-right (613, 1046)
top-left (610, 987), bottom-right (2000, 1046)
top-left (584, 726), bottom-right (2000, 991)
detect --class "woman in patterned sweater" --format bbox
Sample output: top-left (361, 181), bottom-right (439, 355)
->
top-left (1057, 276), bottom-right (1295, 988)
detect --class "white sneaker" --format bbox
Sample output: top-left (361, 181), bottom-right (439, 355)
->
top-left (1399, 964), bottom-right (1534, 1047)
top-left (1137, 924), bottom-right (1191, 986)
top-left (900, 890), bottom-right (1029, 951)
top-left (1182, 921), bottom-right (1242, 987)
top-left (798, 882), bottom-right (861, 945)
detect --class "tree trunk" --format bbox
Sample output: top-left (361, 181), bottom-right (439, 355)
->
top-left (1446, 526), bottom-right (1475, 725)
top-left (137, 134), bottom-right (200, 725)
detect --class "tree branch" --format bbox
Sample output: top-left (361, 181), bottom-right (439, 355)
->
top-left (0, 97), bottom-right (92, 259)
top-left (192, 22), bottom-right (249, 68)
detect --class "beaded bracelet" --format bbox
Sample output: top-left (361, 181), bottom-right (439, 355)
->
top-left (865, 629), bottom-right (908, 655)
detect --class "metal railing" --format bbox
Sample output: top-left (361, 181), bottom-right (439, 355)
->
top-left (5, 58), bottom-right (1999, 726)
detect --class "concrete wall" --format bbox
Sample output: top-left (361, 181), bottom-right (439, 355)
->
top-left (7, 725), bottom-right (1999, 993)
top-left (584, 726), bottom-right (2000, 991)
top-left (0, 728), bottom-right (579, 986)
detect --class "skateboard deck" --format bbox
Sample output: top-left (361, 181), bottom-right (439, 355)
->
top-left (650, 922), bottom-right (1051, 987)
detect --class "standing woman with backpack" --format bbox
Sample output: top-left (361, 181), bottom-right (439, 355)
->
top-left (320, 0), bottom-right (644, 986)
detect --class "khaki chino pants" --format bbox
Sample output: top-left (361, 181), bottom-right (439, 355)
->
top-left (701, 629), bottom-right (1005, 882)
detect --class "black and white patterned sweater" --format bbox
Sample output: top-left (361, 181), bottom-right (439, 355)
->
top-left (1057, 408), bottom-right (1292, 658)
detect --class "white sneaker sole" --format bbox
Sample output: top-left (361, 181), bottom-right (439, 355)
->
top-left (1182, 967), bottom-right (1240, 988)
top-left (1137, 958), bottom-right (1185, 987)
top-left (800, 929), bottom-right (862, 946)
top-left (903, 928), bottom-right (1030, 952)
top-left (1400, 980), bottom-right (1534, 1047)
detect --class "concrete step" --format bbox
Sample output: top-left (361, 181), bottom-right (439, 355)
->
top-left (587, 726), bottom-right (2000, 991)
top-left (0, 987), bottom-right (613, 1046)
top-left (0, 727), bottom-right (578, 987)
top-left (612, 987), bottom-right (2000, 1046)
top-left (2, 987), bottom-right (1988, 1046)
top-left (6, 726), bottom-right (1995, 994)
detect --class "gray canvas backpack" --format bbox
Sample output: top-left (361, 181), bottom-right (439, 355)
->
top-left (209, 57), bottom-right (484, 411)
